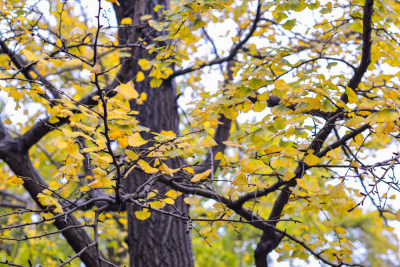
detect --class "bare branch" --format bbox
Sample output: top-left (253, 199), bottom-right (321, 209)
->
top-left (170, 0), bottom-right (262, 78)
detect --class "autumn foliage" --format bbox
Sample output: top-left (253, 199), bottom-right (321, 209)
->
top-left (0, 0), bottom-right (400, 266)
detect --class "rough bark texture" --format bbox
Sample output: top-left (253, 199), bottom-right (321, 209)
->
top-left (114, 1), bottom-right (194, 266)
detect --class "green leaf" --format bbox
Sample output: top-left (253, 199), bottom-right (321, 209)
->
top-left (282, 19), bottom-right (296, 30)
top-left (193, 19), bottom-right (206, 30)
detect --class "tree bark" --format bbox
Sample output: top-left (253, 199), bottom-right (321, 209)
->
top-left (113, 1), bottom-right (194, 266)
top-left (0, 137), bottom-right (110, 267)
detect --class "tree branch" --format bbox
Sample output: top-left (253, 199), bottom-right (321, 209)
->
top-left (260, 0), bottom-right (375, 260)
top-left (0, 189), bottom-right (34, 206)
top-left (170, 0), bottom-right (262, 78)
top-left (0, 38), bottom-right (61, 100)
top-left (0, 143), bottom-right (112, 267)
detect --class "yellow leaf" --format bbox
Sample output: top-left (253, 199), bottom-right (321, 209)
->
top-left (159, 130), bottom-right (176, 138)
top-left (283, 169), bottom-right (295, 181)
top-left (232, 172), bottom-right (248, 186)
top-left (199, 135), bottom-right (217, 148)
top-left (327, 147), bottom-right (344, 160)
top-left (159, 163), bottom-right (174, 176)
top-left (117, 81), bottom-right (139, 100)
top-left (345, 116), bottom-right (363, 127)
top-left (183, 167), bottom-right (194, 174)
top-left (118, 136), bottom-right (129, 148)
top-left (135, 210), bottom-right (151, 220)
top-left (53, 202), bottom-right (63, 214)
top-left (150, 201), bottom-right (165, 209)
top-left (137, 159), bottom-right (158, 174)
top-left (9, 90), bottom-right (24, 100)
top-left (49, 181), bottom-right (60, 190)
top-left (264, 146), bottom-right (283, 154)
top-left (379, 110), bottom-right (399, 123)
top-left (335, 227), bottom-right (346, 234)
top-left (119, 218), bottom-right (128, 225)
top-left (49, 116), bottom-right (59, 124)
top-left (80, 186), bottom-right (90, 192)
top-left (345, 86), bottom-right (358, 104)
top-left (92, 167), bottom-right (107, 178)
top-left (141, 15), bottom-right (152, 21)
top-left (41, 213), bottom-right (55, 224)
top-left (138, 59), bottom-right (152, 71)
top-left (136, 71), bottom-right (145, 82)
top-left (136, 92), bottom-right (147, 105)
top-left (121, 17), bottom-right (132, 25)
top-left (222, 141), bottom-right (243, 148)
top-left (350, 160), bottom-right (361, 168)
top-left (93, 154), bottom-right (113, 168)
top-left (109, 129), bottom-right (126, 139)
top-left (23, 50), bottom-right (38, 61)
top-left (386, 226), bottom-right (395, 232)
top-left (163, 198), bottom-right (175, 205)
top-left (88, 179), bottom-right (104, 188)
top-left (90, 64), bottom-right (101, 74)
top-left (396, 210), bottom-right (400, 221)
top-left (240, 158), bottom-right (265, 174)
top-left (7, 175), bottom-right (24, 185)
top-left (139, 92), bottom-right (147, 101)
top-left (147, 191), bottom-right (157, 199)
top-left (106, 0), bottom-right (120, 5)
top-left (150, 78), bottom-right (162, 88)
top-left (148, 19), bottom-right (166, 31)
top-left (282, 147), bottom-right (300, 156)
top-left (125, 149), bottom-right (139, 160)
top-left (329, 183), bottom-right (345, 199)
top-left (184, 196), bottom-right (200, 205)
top-left (128, 132), bottom-right (148, 147)
top-left (165, 190), bottom-right (179, 199)
top-left (215, 152), bottom-right (224, 160)
top-left (304, 154), bottom-right (320, 166)
top-left (274, 79), bottom-right (290, 90)
top-left (191, 169), bottom-right (212, 182)
top-left (37, 191), bottom-right (63, 213)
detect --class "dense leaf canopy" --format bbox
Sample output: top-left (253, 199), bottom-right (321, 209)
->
top-left (0, 0), bottom-right (400, 266)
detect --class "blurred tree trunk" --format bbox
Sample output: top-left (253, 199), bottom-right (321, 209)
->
top-left (113, 1), bottom-right (194, 266)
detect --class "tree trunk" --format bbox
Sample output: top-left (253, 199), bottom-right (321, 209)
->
top-left (113, 1), bottom-right (194, 266)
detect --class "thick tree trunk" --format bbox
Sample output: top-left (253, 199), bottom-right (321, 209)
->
top-left (113, 1), bottom-right (194, 266)
top-left (125, 73), bottom-right (193, 267)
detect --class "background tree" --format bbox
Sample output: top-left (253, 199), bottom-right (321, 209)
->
top-left (0, 0), bottom-right (400, 266)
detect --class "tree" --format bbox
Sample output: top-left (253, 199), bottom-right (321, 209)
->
top-left (0, 0), bottom-right (400, 266)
